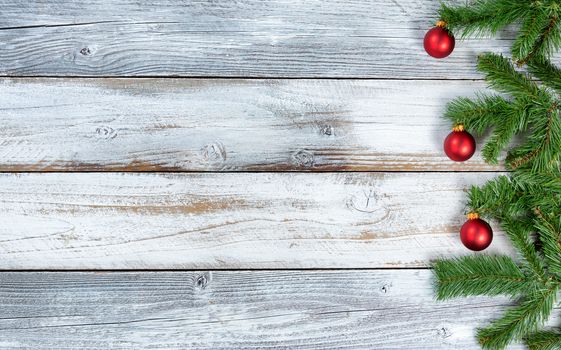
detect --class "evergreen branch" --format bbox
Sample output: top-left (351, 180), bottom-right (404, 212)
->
top-left (431, 1), bottom-right (561, 349)
top-left (468, 176), bottom-right (526, 219)
top-left (513, 171), bottom-right (561, 194)
top-left (501, 218), bottom-right (547, 282)
top-left (438, 0), bottom-right (532, 38)
top-left (444, 94), bottom-right (509, 136)
top-left (516, 15), bottom-right (560, 66)
top-left (507, 103), bottom-right (561, 172)
top-left (528, 59), bottom-right (561, 94)
top-left (525, 330), bottom-right (561, 350)
top-left (477, 285), bottom-right (558, 350)
top-left (481, 104), bottom-right (527, 164)
top-left (444, 54), bottom-right (561, 171)
top-left (433, 255), bottom-right (534, 300)
top-left (477, 53), bottom-right (543, 100)
top-left (467, 177), bottom-right (554, 281)
top-left (512, 172), bottom-right (561, 215)
top-left (512, 11), bottom-right (552, 63)
top-left (533, 208), bottom-right (561, 276)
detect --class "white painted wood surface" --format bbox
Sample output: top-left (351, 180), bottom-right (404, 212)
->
top-left (0, 78), bottom-right (501, 171)
top-left (0, 172), bottom-right (513, 269)
top-left (0, 270), bottom-right (530, 349)
top-left (0, 0), bottom-right (517, 347)
top-left (0, 0), bottom-right (526, 78)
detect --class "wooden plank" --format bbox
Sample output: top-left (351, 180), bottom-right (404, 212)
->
top-left (0, 270), bottom-right (529, 349)
top-left (0, 78), bottom-right (502, 172)
top-left (0, 0), bottom-right (524, 78)
top-left (0, 172), bottom-right (514, 269)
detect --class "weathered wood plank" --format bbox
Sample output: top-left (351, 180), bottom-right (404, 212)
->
top-left (0, 270), bottom-right (529, 349)
top-left (0, 172), bottom-right (514, 269)
top-left (0, 0), bottom-right (528, 78)
top-left (0, 78), bottom-right (502, 171)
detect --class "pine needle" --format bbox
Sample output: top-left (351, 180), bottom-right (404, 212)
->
top-left (434, 255), bottom-right (534, 300)
top-left (477, 286), bottom-right (558, 349)
top-left (525, 331), bottom-right (561, 350)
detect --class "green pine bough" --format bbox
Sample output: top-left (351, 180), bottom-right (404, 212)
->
top-left (439, 0), bottom-right (561, 66)
top-left (432, 1), bottom-right (561, 349)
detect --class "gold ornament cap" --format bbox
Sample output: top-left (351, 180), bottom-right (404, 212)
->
top-left (436, 20), bottom-right (447, 28)
top-left (452, 124), bottom-right (465, 132)
top-left (467, 212), bottom-right (480, 220)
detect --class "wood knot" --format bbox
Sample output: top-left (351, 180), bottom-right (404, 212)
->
top-left (95, 126), bottom-right (117, 140)
top-left (320, 124), bottom-right (334, 136)
top-left (148, 23), bottom-right (164, 31)
top-left (79, 47), bottom-right (92, 56)
top-left (346, 189), bottom-right (379, 213)
top-left (437, 327), bottom-right (452, 339)
top-left (201, 141), bottom-right (227, 163)
top-left (379, 282), bottom-right (392, 294)
top-left (195, 273), bottom-right (210, 290)
top-left (291, 150), bottom-right (314, 167)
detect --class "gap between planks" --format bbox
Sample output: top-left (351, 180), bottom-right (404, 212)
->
top-left (0, 76), bottom-right (490, 81)
top-left (0, 267), bottom-right (435, 272)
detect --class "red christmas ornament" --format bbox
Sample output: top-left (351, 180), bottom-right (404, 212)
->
top-left (460, 213), bottom-right (493, 251)
top-left (424, 21), bottom-right (455, 58)
top-left (444, 125), bottom-right (476, 162)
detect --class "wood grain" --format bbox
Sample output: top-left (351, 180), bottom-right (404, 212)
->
top-left (0, 1), bottom-right (526, 347)
top-left (0, 172), bottom-right (514, 269)
top-left (0, 78), bottom-right (502, 172)
top-left (0, 0), bottom-right (526, 78)
top-left (0, 270), bottom-right (530, 349)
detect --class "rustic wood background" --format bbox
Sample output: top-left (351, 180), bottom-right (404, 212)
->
top-left (0, 0), bottom-right (527, 348)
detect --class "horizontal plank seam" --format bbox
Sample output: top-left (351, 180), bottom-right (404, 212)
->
top-left (0, 170), bottom-right (508, 174)
top-left (0, 75), bottom-right (488, 81)
top-left (0, 267), bottom-right (434, 272)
